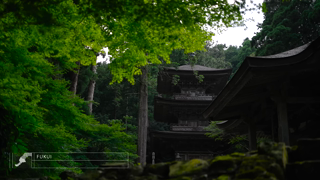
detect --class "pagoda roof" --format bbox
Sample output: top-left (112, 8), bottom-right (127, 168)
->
top-left (165, 65), bottom-right (219, 71)
top-left (155, 96), bottom-right (212, 106)
top-left (158, 65), bottom-right (231, 95)
top-left (202, 36), bottom-right (320, 121)
top-left (154, 96), bottom-right (211, 123)
top-left (151, 130), bottom-right (211, 139)
top-left (162, 65), bottom-right (232, 75)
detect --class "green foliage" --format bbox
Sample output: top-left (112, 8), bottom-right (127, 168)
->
top-left (93, 63), bottom-right (140, 120)
top-left (77, 65), bottom-right (94, 97)
top-left (172, 75), bottom-right (180, 86)
top-left (205, 121), bottom-right (272, 152)
top-left (262, 2), bottom-right (268, 13)
top-left (225, 45), bottom-right (240, 68)
top-left (193, 71), bottom-right (205, 83)
top-left (204, 121), bottom-right (224, 140)
top-left (195, 42), bottom-right (232, 69)
top-left (230, 38), bottom-right (255, 77)
top-left (88, 0), bottom-right (244, 84)
top-left (169, 49), bottom-right (189, 66)
top-left (252, 0), bottom-right (320, 56)
top-left (167, 40), bottom-right (255, 80)
top-left (0, 0), bottom-right (136, 178)
top-left (79, 119), bottom-right (138, 162)
top-left (0, 0), bottom-right (252, 177)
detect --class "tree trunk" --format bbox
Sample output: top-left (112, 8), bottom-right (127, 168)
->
top-left (138, 66), bottom-right (148, 166)
top-left (69, 61), bottom-right (80, 95)
top-left (87, 64), bottom-right (97, 114)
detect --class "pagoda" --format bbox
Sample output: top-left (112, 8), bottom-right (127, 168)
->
top-left (149, 65), bottom-right (232, 162)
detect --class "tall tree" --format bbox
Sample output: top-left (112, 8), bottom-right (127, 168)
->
top-left (87, 64), bottom-right (97, 114)
top-left (138, 66), bottom-right (148, 166)
top-left (69, 62), bottom-right (81, 95)
top-left (252, 0), bottom-right (320, 56)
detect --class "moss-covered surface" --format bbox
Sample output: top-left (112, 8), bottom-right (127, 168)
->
top-left (169, 159), bottom-right (209, 178)
top-left (52, 142), bottom-right (290, 180)
top-left (23, 140), bottom-right (320, 180)
top-left (8, 139), bottom-right (320, 180)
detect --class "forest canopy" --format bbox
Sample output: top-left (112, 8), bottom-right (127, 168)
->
top-left (0, 0), bottom-right (247, 178)
top-left (2, 0), bottom-right (319, 178)
top-left (1, 0), bottom-right (320, 178)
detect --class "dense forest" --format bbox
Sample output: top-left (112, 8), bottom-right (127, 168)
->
top-left (0, 0), bottom-right (319, 178)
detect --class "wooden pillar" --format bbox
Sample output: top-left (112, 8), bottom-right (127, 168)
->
top-left (248, 118), bottom-right (257, 151)
top-left (243, 114), bottom-right (257, 151)
top-left (271, 116), bottom-right (275, 141)
top-left (150, 134), bottom-right (154, 155)
top-left (269, 81), bottom-right (290, 145)
top-left (276, 99), bottom-right (290, 145)
top-left (266, 108), bottom-right (276, 141)
top-left (152, 152), bottom-right (155, 165)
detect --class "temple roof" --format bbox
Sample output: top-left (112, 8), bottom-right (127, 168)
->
top-left (202, 36), bottom-right (320, 121)
top-left (256, 43), bottom-right (309, 59)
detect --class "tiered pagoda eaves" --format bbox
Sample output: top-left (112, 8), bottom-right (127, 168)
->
top-left (150, 65), bottom-right (231, 162)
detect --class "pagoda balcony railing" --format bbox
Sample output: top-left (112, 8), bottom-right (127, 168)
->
top-left (173, 96), bottom-right (213, 101)
top-left (170, 125), bottom-right (207, 131)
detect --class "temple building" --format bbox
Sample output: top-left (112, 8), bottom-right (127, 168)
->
top-left (202, 37), bottom-right (320, 151)
top-left (149, 65), bottom-right (232, 162)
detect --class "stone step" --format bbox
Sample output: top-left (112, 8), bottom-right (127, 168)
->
top-left (286, 160), bottom-right (320, 180)
top-left (297, 138), bottom-right (320, 161)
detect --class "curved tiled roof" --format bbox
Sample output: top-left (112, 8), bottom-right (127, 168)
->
top-left (203, 36), bottom-right (320, 120)
top-left (256, 43), bottom-right (310, 59)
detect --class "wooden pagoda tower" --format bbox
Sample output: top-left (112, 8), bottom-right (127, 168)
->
top-left (149, 65), bottom-right (232, 162)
